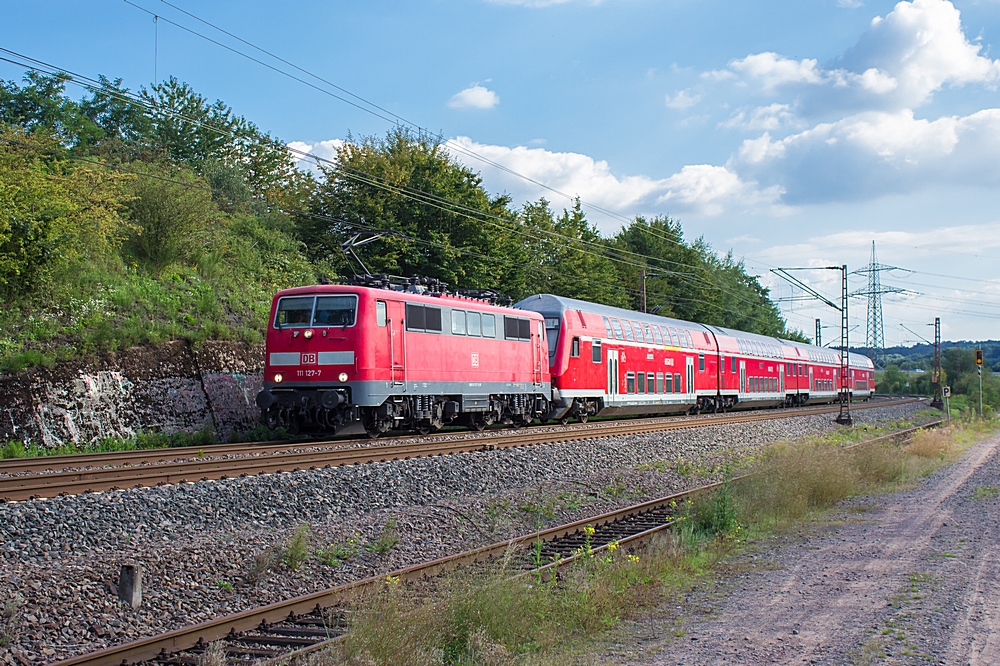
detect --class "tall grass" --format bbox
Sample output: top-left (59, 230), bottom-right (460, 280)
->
top-left (0, 427), bottom-right (217, 459)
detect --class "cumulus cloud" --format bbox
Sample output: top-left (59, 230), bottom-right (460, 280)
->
top-left (721, 103), bottom-right (798, 131)
top-left (837, 0), bottom-right (864, 7)
top-left (665, 89), bottom-right (702, 109)
top-left (718, 0), bottom-right (1000, 114)
top-left (287, 139), bottom-right (345, 173)
top-left (735, 108), bottom-right (1000, 202)
top-left (442, 136), bottom-right (783, 220)
top-left (448, 84), bottom-right (500, 110)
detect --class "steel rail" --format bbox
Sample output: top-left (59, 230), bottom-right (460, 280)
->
top-left (52, 417), bottom-right (942, 666)
top-left (0, 399), bottom-right (919, 502)
top-left (0, 396), bottom-right (910, 475)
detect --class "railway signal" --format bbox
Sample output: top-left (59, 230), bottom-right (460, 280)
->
top-left (976, 349), bottom-right (984, 366)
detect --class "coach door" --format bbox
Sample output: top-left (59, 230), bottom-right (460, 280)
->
top-left (686, 356), bottom-right (695, 396)
top-left (739, 361), bottom-right (746, 395)
top-left (533, 320), bottom-right (544, 384)
top-left (607, 349), bottom-right (619, 403)
top-left (779, 364), bottom-right (785, 393)
top-left (809, 367), bottom-right (814, 393)
top-left (386, 300), bottom-right (406, 387)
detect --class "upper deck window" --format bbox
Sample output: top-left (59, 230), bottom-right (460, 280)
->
top-left (652, 325), bottom-right (663, 345)
top-left (602, 316), bottom-right (614, 340)
top-left (611, 318), bottom-right (625, 341)
top-left (623, 321), bottom-right (635, 342)
top-left (275, 294), bottom-right (358, 328)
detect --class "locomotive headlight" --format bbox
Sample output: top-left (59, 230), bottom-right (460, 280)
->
top-left (304, 329), bottom-right (314, 339)
top-left (338, 372), bottom-right (348, 382)
top-left (274, 373), bottom-right (283, 383)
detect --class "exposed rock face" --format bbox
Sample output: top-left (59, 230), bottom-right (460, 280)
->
top-left (0, 341), bottom-right (264, 447)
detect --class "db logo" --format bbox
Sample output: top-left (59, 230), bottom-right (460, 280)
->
top-left (301, 353), bottom-right (317, 364)
top-left (471, 353), bottom-right (480, 368)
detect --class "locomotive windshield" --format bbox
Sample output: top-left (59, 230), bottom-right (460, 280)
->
top-left (274, 294), bottom-right (357, 328)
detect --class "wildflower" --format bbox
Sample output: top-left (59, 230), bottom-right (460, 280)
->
top-left (607, 541), bottom-right (619, 551)
top-left (385, 575), bottom-right (400, 585)
top-left (584, 525), bottom-right (596, 536)
top-left (628, 554), bottom-right (640, 563)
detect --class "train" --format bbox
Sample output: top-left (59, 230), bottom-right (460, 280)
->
top-left (254, 278), bottom-right (875, 437)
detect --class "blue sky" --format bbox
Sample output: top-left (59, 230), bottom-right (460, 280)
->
top-left (4, 0), bottom-right (1000, 344)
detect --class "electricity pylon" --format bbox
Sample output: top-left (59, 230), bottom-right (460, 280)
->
top-left (851, 242), bottom-right (908, 370)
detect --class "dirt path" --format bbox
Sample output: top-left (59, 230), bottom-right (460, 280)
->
top-left (607, 432), bottom-right (1000, 666)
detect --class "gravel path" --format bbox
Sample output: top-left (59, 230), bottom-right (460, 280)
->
top-left (0, 401), bottom-right (930, 664)
top-left (602, 427), bottom-right (1000, 666)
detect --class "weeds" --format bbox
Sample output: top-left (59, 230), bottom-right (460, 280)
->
top-left (1, 595), bottom-right (21, 648)
top-left (317, 536), bottom-right (360, 566)
top-left (973, 486), bottom-right (999, 500)
top-left (365, 518), bottom-right (399, 555)
top-left (283, 524), bottom-right (312, 569)
top-left (0, 427), bottom-right (216, 459)
top-left (245, 546), bottom-right (279, 585)
top-left (197, 639), bottom-right (228, 666)
top-left (216, 580), bottom-right (234, 592)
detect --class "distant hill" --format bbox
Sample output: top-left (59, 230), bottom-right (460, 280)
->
top-left (850, 341), bottom-right (1000, 371)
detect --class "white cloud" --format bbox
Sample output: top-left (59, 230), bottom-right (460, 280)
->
top-left (735, 108), bottom-right (1000, 202)
top-left (665, 89), bottom-right (702, 109)
top-left (448, 84), bottom-right (500, 110)
top-left (837, 0), bottom-right (864, 7)
top-left (721, 103), bottom-right (798, 131)
top-left (441, 136), bottom-right (783, 221)
top-left (287, 139), bottom-right (345, 173)
top-left (718, 0), bottom-right (1000, 112)
top-left (485, 0), bottom-right (598, 5)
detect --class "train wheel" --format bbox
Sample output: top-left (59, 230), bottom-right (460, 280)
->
top-left (470, 420), bottom-right (486, 432)
top-left (559, 416), bottom-right (570, 426)
top-left (578, 414), bottom-right (589, 424)
top-left (365, 428), bottom-right (381, 439)
top-left (417, 425), bottom-right (432, 436)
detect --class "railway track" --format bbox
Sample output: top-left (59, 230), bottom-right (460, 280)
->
top-left (0, 398), bottom-right (919, 502)
top-left (52, 418), bottom-right (942, 666)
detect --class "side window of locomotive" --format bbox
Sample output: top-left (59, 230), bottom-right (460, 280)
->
top-left (467, 311), bottom-right (482, 337)
top-left (570, 337), bottom-right (580, 357)
top-left (592, 339), bottom-right (602, 363)
top-left (652, 325), bottom-right (663, 345)
top-left (405, 304), bottom-right (443, 333)
top-left (376, 301), bottom-right (387, 327)
top-left (602, 316), bottom-right (613, 339)
top-left (611, 318), bottom-right (625, 340)
top-left (313, 295), bottom-right (358, 327)
top-left (504, 316), bottom-right (531, 341)
top-left (482, 314), bottom-right (496, 338)
top-left (275, 296), bottom-right (314, 328)
top-left (452, 309), bottom-right (467, 335)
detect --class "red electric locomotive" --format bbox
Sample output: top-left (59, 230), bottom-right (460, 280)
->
top-left (256, 278), bottom-right (551, 437)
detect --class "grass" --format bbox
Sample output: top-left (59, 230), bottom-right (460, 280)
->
top-left (245, 546), bottom-right (280, 585)
top-left (1, 595), bottom-right (20, 648)
top-left (300, 420), bottom-right (994, 665)
top-left (283, 524), bottom-right (312, 569)
top-left (317, 536), bottom-right (361, 567)
top-left (0, 427), bottom-right (216, 459)
top-left (365, 518), bottom-right (400, 555)
top-left (973, 486), bottom-right (999, 500)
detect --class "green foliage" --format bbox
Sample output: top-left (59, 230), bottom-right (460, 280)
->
top-left (0, 427), bottom-right (215, 459)
top-left (316, 536), bottom-right (360, 566)
top-left (0, 68), bottom-right (804, 374)
top-left (365, 518), bottom-right (399, 555)
top-left (282, 524), bottom-right (312, 569)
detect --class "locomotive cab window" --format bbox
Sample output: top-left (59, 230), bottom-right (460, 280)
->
top-left (275, 296), bottom-right (314, 328)
top-left (570, 337), bottom-right (580, 357)
top-left (452, 310), bottom-right (467, 335)
top-left (376, 301), bottom-right (387, 327)
top-left (314, 296), bottom-right (357, 327)
top-left (592, 339), bottom-right (602, 363)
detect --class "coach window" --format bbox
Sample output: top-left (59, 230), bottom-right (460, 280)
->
top-left (637, 372), bottom-right (645, 393)
top-left (631, 322), bottom-right (644, 343)
top-left (275, 296), bottom-right (314, 328)
top-left (611, 318), bottom-right (625, 340)
top-left (602, 316), bottom-right (614, 339)
top-left (626, 372), bottom-right (636, 394)
top-left (668, 328), bottom-right (679, 347)
top-left (643, 323), bottom-right (654, 343)
top-left (376, 301), bottom-right (387, 327)
top-left (571, 337), bottom-right (581, 357)
top-left (698, 353), bottom-right (705, 372)
top-left (665, 373), bottom-right (673, 393)
top-left (623, 320), bottom-right (635, 342)
top-left (647, 373), bottom-right (656, 393)
top-left (674, 373), bottom-right (682, 393)
top-left (731, 355), bottom-right (737, 373)
top-left (452, 310), bottom-right (467, 335)
top-left (656, 372), bottom-right (664, 393)
top-left (467, 311), bottom-right (481, 336)
top-left (482, 314), bottom-right (496, 338)
top-left (592, 339), bottom-right (602, 363)
top-left (652, 326), bottom-right (663, 345)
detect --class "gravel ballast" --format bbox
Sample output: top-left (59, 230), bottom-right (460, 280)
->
top-left (0, 401), bottom-right (931, 663)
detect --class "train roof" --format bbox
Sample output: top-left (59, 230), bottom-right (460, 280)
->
top-left (275, 284), bottom-right (543, 318)
top-left (514, 294), bottom-right (711, 333)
